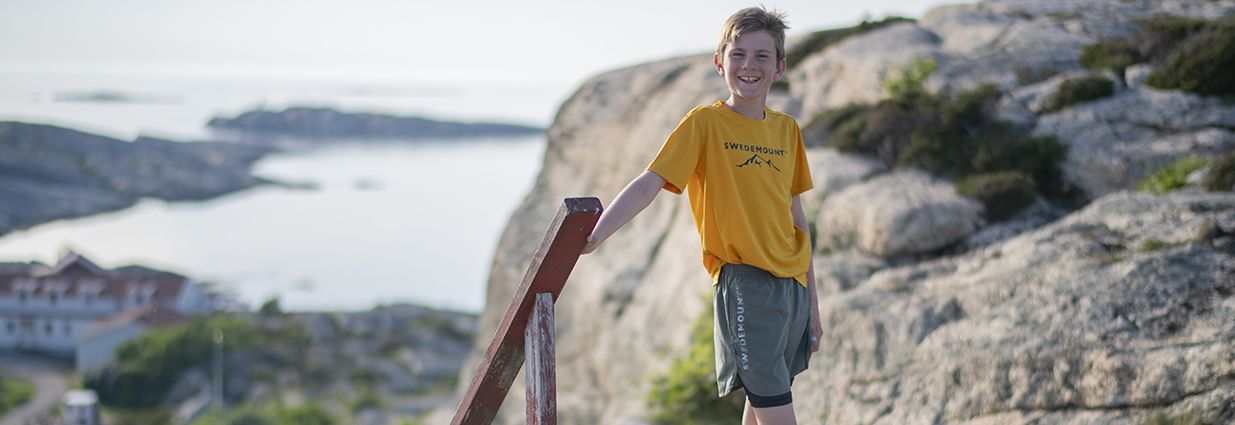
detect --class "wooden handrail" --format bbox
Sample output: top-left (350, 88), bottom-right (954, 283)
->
top-left (450, 197), bottom-right (602, 425)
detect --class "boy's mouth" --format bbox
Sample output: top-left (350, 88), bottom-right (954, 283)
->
top-left (737, 76), bottom-right (761, 84)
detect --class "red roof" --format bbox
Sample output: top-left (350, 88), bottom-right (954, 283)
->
top-left (0, 251), bottom-right (186, 301)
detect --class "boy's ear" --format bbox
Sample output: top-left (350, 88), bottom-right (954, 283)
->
top-left (714, 53), bottom-right (724, 75)
top-left (775, 58), bottom-right (787, 80)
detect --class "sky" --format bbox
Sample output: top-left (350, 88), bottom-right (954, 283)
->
top-left (0, 0), bottom-right (974, 89)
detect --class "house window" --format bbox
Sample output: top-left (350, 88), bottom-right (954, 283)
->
top-left (44, 322), bottom-right (53, 336)
top-left (5, 321), bottom-right (13, 335)
top-left (63, 322), bottom-right (72, 336)
top-left (49, 292), bottom-right (59, 305)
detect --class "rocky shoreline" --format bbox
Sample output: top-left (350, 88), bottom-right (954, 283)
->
top-left (0, 106), bottom-right (547, 238)
top-left (0, 122), bottom-right (275, 238)
top-left (208, 107), bottom-right (543, 147)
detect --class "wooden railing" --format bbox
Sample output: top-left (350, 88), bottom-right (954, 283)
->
top-left (451, 197), bottom-right (603, 425)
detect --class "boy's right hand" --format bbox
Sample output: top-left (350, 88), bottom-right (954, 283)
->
top-left (582, 235), bottom-right (600, 255)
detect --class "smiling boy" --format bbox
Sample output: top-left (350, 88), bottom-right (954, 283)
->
top-left (582, 7), bottom-right (821, 425)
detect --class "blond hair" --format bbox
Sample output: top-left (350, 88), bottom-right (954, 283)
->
top-left (716, 7), bottom-right (790, 61)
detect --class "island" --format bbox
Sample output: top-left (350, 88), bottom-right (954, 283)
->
top-left (0, 122), bottom-right (274, 237)
top-left (207, 107), bottom-right (543, 143)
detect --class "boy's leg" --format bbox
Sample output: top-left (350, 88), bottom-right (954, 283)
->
top-left (751, 403), bottom-right (797, 425)
top-left (743, 399), bottom-right (758, 425)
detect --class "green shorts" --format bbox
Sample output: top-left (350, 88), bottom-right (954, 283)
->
top-left (713, 263), bottom-right (811, 407)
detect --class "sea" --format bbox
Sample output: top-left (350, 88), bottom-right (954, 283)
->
top-left (0, 70), bottom-right (572, 313)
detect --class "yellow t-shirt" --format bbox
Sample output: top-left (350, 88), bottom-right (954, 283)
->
top-left (648, 101), bottom-right (813, 286)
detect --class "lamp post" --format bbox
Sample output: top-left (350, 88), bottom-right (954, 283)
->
top-left (213, 327), bottom-right (224, 407)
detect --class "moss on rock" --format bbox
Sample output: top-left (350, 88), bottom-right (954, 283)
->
top-left (784, 17), bottom-right (912, 69)
top-left (1145, 20), bottom-right (1235, 96)
top-left (1041, 76), bottom-right (1115, 113)
top-left (1137, 156), bottom-right (1209, 194)
top-left (1202, 152), bottom-right (1235, 192)
top-left (956, 172), bottom-right (1038, 221)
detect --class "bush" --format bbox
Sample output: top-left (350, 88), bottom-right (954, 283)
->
top-left (883, 59), bottom-right (937, 101)
top-left (259, 297), bottom-right (282, 316)
top-left (647, 305), bottom-right (743, 425)
top-left (86, 315), bottom-right (308, 408)
top-left (350, 387), bottom-right (384, 413)
top-left (1137, 157), bottom-right (1209, 194)
top-left (1145, 21), bottom-right (1235, 95)
top-left (1080, 38), bottom-right (1141, 74)
top-left (807, 67), bottom-right (1067, 220)
top-left (190, 403), bottom-right (336, 425)
top-left (1203, 152), bottom-right (1235, 191)
top-left (1041, 76), bottom-right (1115, 113)
top-left (1016, 66), bottom-right (1061, 85)
top-left (956, 172), bottom-right (1038, 220)
top-left (1134, 15), bottom-right (1210, 60)
top-left (103, 406), bottom-right (174, 425)
top-left (784, 18), bottom-right (912, 68)
top-left (0, 376), bottom-right (34, 416)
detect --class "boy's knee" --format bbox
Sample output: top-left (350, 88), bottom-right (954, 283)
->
top-left (746, 389), bottom-right (792, 408)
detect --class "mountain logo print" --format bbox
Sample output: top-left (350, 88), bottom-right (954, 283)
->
top-left (736, 154), bottom-right (781, 172)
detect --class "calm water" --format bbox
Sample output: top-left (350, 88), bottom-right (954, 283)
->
top-left (0, 71), bottom-right (558, 312)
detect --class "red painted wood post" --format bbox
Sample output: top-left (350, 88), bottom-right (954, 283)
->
top-left (524, 293), bottom-right (556, 425)
top-left (450, 197), bottom-right (602, 425)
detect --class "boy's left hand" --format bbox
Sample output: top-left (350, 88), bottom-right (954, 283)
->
top-left (809, 311), bottom-right (822, 352)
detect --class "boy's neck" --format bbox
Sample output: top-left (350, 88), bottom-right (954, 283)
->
top-left (723, 96), bottom-right (766, 120)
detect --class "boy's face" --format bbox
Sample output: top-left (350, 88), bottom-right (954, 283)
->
top-left (714, 30), bottom-right (785, 103)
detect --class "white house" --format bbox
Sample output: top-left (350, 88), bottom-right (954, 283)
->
top-left (0, 251), bottom-right (220, 372)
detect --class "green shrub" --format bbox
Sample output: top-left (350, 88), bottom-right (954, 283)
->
top-left (784, 18), bottom-right (912, 68)
top-left (86, 315), bottom-right (309, 408)
top-left (1137, 157), bottom-right (1209, 194)
top-left (1041, 76), bottom-right (1115, 113)
top-left (1145, 21), bottom-right (1235, 95)
top-left (1080, 38), bottom-right (1142, 74)
top-left (350, 387), bottom-right (384, 413)
top-left (956, 172), bottom-right (1038, 220)
top-left (1202, 152), bottom-right (1235, 191)
top-left (883, 59), bottom-right (937, 101)
top-left (103, 406), bottom-right (174, 425)
top-left (647, 305), bottom-right (742, 425)
top-left (1016, 66), bottom-right (1062, 85)
top-left (807, 62), bottom-right (1068, 220)
top-left (259, 297), bottom-right (282, 316)
top-left (0, 376), bottom-right (34, 416)
top-left (1134, 15), bottom-right (1210, 60)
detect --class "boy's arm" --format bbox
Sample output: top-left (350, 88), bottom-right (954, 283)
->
top-left (791, 195), bottom-right (822, 352)
top-left (582, 170), bottom-right (667, 254)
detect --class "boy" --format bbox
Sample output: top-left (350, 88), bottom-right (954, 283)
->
top-left (582, 7), bottom-right (821, 425)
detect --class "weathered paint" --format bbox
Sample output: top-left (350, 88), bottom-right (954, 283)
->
top-left (525, 293), bottom-right (556, 425)
top-left (450, 197), bottom-right (601, 425)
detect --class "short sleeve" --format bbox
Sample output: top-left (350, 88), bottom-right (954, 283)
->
top-left (647, 109), bottom-right (706, 194)
top-left (790, 120), bottom-right (813, 196)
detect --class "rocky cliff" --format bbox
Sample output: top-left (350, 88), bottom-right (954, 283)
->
top-left (437, 1), bottom-right (1235, 424)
